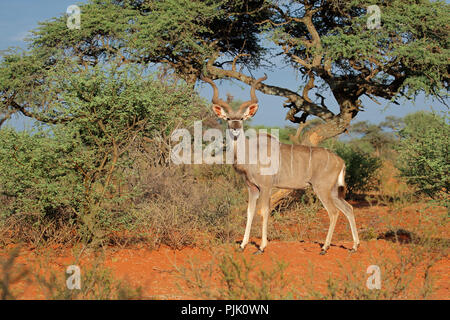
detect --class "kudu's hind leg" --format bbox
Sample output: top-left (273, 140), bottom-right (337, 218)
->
top-left (256, 188), bottom-right (271, 254)
top-left (314, 186), bottom-right (340, 254)
top-left (332, 194), bottom-right (360, 252)
top-left (240, 184), bottom-right (259, 251)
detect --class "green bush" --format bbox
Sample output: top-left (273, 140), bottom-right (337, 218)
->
top-left (395, 112), bottom-right (449, 199)
top-left (325, 140), bottom-right (382, 196)
top-left (0, 128), bottom-right (83, 217)
top-left (0, 65), bottom-right (209, 245)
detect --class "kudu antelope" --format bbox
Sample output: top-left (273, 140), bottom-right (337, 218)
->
top-left (201, 74), bottom-right (360, 254)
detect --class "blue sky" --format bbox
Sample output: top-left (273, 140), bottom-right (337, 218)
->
top-left (1, 0), bottom-right (447, 129)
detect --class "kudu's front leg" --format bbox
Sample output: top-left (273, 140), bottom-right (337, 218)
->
top-left (240, 185), bottom-right (259, 251)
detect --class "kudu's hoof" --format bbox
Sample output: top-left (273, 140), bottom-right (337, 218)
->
top-left (237, 246), bottom-right (245, 253)
top-left (253, 249), bottom-right (264, 255)
top-left (349, 243), bottom-right (360, 253)
top-left (319, 250), bottom-right (327, 255)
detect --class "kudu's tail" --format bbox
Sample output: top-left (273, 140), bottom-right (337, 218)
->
top-left (337, 165), bottom-right (347, 199)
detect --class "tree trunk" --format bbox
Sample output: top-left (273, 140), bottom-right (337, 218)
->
top-left (299, 112), bottom-right (353, 146)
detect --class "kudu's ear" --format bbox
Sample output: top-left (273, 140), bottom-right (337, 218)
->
top-left (242, 103), bottom-right (258, 120)
top-left (212, 104), bottom-right (229, 120)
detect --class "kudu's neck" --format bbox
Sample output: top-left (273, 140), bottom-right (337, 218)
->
top-left (227, 128), bottom-right (250, 169)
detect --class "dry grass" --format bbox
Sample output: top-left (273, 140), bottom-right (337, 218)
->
top-left (0, 247), bottom-right (142, 300)
top-left (304, 197), bottom-right (448, 300)
top-left (1, 146), bottom-right (448, 300)
top-left (124, 162), bottom-right (247, 249)
top-left (0, 147), bottom-right (248, 250)
top-left (175, 249), bottom-right (297, 300)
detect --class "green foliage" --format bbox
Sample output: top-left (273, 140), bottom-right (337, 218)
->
top-left (0, 65), bottom-right (208, 245)
top-left (349, 120), bottom-right (397, 156)
top-left (325, 140), bottom-right (382, 196)
top-left (0, 0), bottom-right (448, 251)
top-left (395, 112), bottom-right (449, 199)
top-left (319, 0), bottom-right (449, 97)
top-left (0, 128), bottom-right (83, 218)
top-left (25, 0), bottom-right (270, 81)
top-left (1, 0), bottom-right (448, 150)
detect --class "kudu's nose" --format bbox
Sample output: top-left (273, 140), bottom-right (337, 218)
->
top-left (229, 120), bottom-right (242, 140)
top-left (230, 128), bottom-right (241, 139)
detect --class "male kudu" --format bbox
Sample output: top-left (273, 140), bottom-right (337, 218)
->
top-left (201, 75), bottom-right (359, 254)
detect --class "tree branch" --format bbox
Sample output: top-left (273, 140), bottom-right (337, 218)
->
top-left (10, 100), bottom-right (74, 124)
top-left (206, 62), bottom-right (334, 122)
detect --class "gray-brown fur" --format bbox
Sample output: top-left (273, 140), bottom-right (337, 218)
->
top-left (202, 75), bottom-right (360, 254)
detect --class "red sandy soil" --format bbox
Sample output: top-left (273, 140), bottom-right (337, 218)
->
top-left (1, 203), bottom-right (449, 300)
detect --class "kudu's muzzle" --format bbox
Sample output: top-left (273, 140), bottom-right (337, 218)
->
top-left (228, 120), bottom-right (243, 140)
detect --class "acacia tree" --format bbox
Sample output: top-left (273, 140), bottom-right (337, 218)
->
top-left (349, 120), bottom-right (397, 156)
top-left (1, 0), bottom-right (448, 145)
